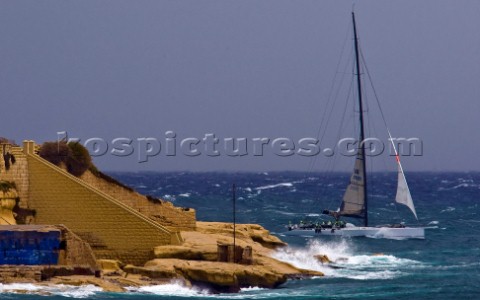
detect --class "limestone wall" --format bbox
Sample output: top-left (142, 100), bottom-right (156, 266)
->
top-left (80, 171), bottom-right (196, 231)
top-left (56, 225), bottom-right (98, 269)
top-left (0, 144), bottom-right (29, 208)
top-left (25, 147), bottom-right (177, 265)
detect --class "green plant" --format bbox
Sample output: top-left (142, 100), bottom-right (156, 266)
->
top-left (67, 142), bottom-right (92, 176)
top-left (39, 141), bottom-right (92, 177)
top-left (0, 181), bottom-right (16, 193)
top-left (39, 141), bottom-right (69, 165)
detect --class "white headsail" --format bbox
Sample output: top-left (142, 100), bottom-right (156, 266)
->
top-left (389, 131), bottom-right (418, 219)
top-left (394, 156), bottom-right (418, 219)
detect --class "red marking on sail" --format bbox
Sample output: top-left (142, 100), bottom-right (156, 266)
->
top-left (395, 155), bottom-right (400, 163)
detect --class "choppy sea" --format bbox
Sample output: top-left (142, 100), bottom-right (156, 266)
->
top-left (1, 172), bottom-right (479, 299)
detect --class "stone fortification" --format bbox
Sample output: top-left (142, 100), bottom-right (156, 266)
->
top-left (0, 140), bottom-right (197, 264)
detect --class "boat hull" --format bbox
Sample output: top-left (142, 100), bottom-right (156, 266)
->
top-left (284, 226), bottom-right (425, 239)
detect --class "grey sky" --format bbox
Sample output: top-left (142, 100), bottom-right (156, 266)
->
top-left (1, 1), bottom-right (479, 172)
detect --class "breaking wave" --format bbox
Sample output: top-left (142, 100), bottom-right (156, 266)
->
top-left (127, 281), bottom-right (209, 297)
top-left (0, 283), bottom-right (102, 298)
top-left (255, 183), bottom-right (293, 191)
top-left (272, 239), bottom-right (421, 280)
top-left (440, 207), bottom-right (456, 213)
top-left (438, 182), bottom-right (479, 191)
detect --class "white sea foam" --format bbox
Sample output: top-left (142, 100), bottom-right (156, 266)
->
top-left (271, 239), bottom-right (353, 276)
top-left (0, 283), bottom-right (102, 298)
top-left (346, 270), bottom-right (402, 280)
top-left (440, 206), bottom-right (456, 213)
top-left (272, 240), bottom-right (420, 280)
top-left (438, 183), bottom-right (479, 191)
top-left (255, 182), bottom-right (293, 190)
top-left (428, 220), bottom-right (439, 225)
top-left (240, 286), bottom-right (265, 292)
top-left (178, 193), bottom-right (191, 197)
top-left (127, 281), bottom-right (209, 296)
top-left (163, 194), bottom-right (176, 201)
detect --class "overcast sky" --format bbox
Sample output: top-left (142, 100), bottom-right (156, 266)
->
top-left (1, 1), bottom-right (479, 172)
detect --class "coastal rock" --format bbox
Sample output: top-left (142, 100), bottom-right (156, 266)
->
top-left (123, 264), bottom-right (180, 280)
top-left (154, 245), bottom-right (214, 261)
top-left (137, 222), bottom-right (324, 292)
top-left (144, 258), bottom-right (287, 292)
top-left (314, 254), bottom-right (332, 264)
top-left (97, 259), bottom-right (125, 276)
top-left (48, 275), bottom-right (125, 293)
top-left (195, 222), bottom-right (287, 249)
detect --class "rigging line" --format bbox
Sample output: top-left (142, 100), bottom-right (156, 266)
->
top-left (359, 47), bottom-right (397, 216)
top-left (359, 48), bottom-right (390, 137)
top-left (360, 47), bottom-right (419, 223)
top-left (307, 23), bottom-right (353, 174)
top-left (316, 61), bottom-right (353, 171)
top-left (392, 194), bottom-right (402, 223)
top-left (315, 64), bottom-right (354, 185)
top-left (317, 22), bottom-right (353, 140)
top-left (319, 72), bottom-right (355, 212)
top-left (319, 46), bottom-right (356, 210)
top-left (359, 48), bottom-right (404, 221)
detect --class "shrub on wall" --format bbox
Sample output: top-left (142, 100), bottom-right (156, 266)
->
top-left (0, 181), bottom-right (16, 193)
top-left (67, 142), bottom-right (92, 176)
top-left (39, 141), bottom-right (135, 191)
top-left (38, 142), bottom-right (69, 165)
top-left (39, 142), bottom-right (92, 177)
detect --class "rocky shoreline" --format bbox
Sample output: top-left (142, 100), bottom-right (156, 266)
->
top-left (1, 222), bottom-right (322, 294)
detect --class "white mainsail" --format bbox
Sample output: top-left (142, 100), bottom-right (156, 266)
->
top-left (340, 149), bottom-right (365, 217)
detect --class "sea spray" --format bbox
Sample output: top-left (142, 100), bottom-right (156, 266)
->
top-left (271, 239), bottom-right (354, 276)
top-left (272, 239), bottom-right (421, 280)
top-left (127, 281), bottom-right (210, 297)
top-left (0, 283), bottom-right (102, 298)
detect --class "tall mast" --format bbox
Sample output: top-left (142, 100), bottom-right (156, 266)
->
top-left (232, 183), bottom-right (236, 262)
top-left (352, 12), bottom-right (368, 227)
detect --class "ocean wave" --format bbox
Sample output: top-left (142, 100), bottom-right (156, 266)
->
top-left (346, 270), bottom-right (402, 280)
top-left (265, 209), bottom-right (298, 216)
top-left (338, 254), bottom-right (420, 268)
top-left (240, 286), bottom-right (266, 292)
top-left (366, 234), bottom-right (410, 241)
top-left (255, 182), bottom-right (293, 191)
top-left (178, 193), bottom-right (191, 197)
top-left (438, 183), bottom-right (479, 191)
top-left (272, 240), bottom-right (421, 280)
top-left (163, 194), bottom-right (176, 201)
top-left (127, 282), bottom-right (209, 297)
top-left (0, 283), bottom-right (102, 298)
top-left (440, 207), bottom-right (456, 213)
top-left (271, 239), bottom-right (354, 277)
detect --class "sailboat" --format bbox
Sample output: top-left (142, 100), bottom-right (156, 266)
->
top-left (286, 12), bottom-right (425, 239)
